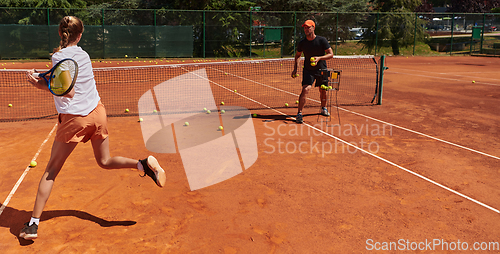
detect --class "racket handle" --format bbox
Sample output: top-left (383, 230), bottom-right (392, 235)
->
top-left (32, 73), bottom-right (40, 78)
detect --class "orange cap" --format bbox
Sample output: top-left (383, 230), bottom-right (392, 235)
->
top-left (302, 20), bottom-right (315, 28)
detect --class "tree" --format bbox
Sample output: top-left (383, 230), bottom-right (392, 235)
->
top-left (254, 0), bottom-right (371, 12)
top-left (415, 0), bottom-right (435, 12)
top-left (360, 0), bottom-right (429, 55)
top-left (1, 0), bottom-right (86, 8)
top-left (448, 0), bottom-right (500, 13)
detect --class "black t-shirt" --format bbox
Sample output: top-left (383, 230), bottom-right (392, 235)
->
top-left (297, 36), bottom-right (331, 71)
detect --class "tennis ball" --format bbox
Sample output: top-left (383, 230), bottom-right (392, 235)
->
top-left (285, 103), bottom-right (289, 107)
top-left (125, 108), bottom-right (129, 112)
top-left (8, 104), bottom-right (12, 107)
top-left (253, 113), bottom-right (257, 117)
top-left (221, 110), bottom-right (225, 114)
top-left (221, 102), bottom-right (225, 105)
top-left (234, 90), bottom-right (237, 93)
top-left (218, 126), bottom-right (224, 131)
top-left (328, 86), bottom-right (333, 90)
top-left (296, 100), bottom-right (299, 104)
top-left (321, 85), bottom-right (326, 90)
top-left (207, 110), bottom-right (211, 114)
top-left (184, 122), bottom-right (189, 126)
top-left (125, 55), bottom-right (128, 58)
top-left (138, 118), bottom-right (143, 122)
top-left (203, 107), bottom-right (207, 111)
top-left (311, 62), bottom-right (316, 66)
top-left (310, 57), bottom-right (315, 62)
top-left (153, 109), bottom-right (157, 113)
top-left (30, 161), bottom-right (37, 167)
top-left (472, 80), bottom-right (475, 83)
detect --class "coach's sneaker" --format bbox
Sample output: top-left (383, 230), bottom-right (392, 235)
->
top-left (140, 156), bottom-right (166, 187)
top-left (19, 222), bottom-right (38, 240)
top-left (296, 113), bottom-right (303, 124)
top-left (321, 107), bottom-right (330, 116)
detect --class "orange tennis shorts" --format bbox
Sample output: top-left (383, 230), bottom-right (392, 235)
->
top-left (55, 102), bottom-right (109, 143)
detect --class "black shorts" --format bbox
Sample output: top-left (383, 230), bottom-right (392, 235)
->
top-left (302, 68), bottom-right (328, 87)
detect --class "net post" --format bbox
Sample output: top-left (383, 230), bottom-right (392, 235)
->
top-left (377, 55), bottom-right (387, 105)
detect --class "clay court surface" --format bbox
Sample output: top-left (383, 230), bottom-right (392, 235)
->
top-left (1, 56), bottom-right (499, 253)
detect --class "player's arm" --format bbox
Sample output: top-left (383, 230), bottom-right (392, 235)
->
top-left (63, 85), bottom-right (75, 98)
top-left (312, 47), bottom-right (333, 63)
top-left (292, 51), bottom-right (302, 78)
top-left (26, 69), bottom-right (75, 98)
top-left (26, 70), bottom-right (50, 92)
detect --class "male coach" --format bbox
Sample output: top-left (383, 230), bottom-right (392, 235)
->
top-left (291, 19), bottom-right (334, 124)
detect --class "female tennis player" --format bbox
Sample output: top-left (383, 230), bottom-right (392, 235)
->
top-left (20, 16), bottom-right (166, 240)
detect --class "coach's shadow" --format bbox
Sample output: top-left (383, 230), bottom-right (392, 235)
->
top-left (0, 203), bottom-right (136, 246)
top-left (253, 113), bottom-right (319, 123)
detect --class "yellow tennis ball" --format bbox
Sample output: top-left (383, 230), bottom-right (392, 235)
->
top-left (30, 161), bottom-right (37, 167)
top-left (311, 62), bottom-right (316, 66)
top-left (221, 102), bottom-right (225, 105)
top-left (285, 103), bottom-right (289, 107)
top-left (184, 122), bottom-right (189, 126)
top-left (207, 110), bottom-right (211, 114)
top-left (295, 100), bottom-right (299, 104)
top-left (138, 118), bottom-right (143, 122)
top-left (221, 110), bottom-right (225, 114)
top-left (125, 108), bottom-right (129, 112)
top-left (8, 104), bottom-right (12, 107)
top-left (472, 80), bottom-right (475, 83)
top-left (252, 113), bottom-right (257, 117)
top-left (310, 57), bottom-right (315, 62)
top-left (203, 107), bottom-right (207, 111)
top-left (125, 55), bottom-right (128, 58)
top-left (153, 109), bottom-right (157, 113)
top-left (218, 126), bottom-right (224, 131)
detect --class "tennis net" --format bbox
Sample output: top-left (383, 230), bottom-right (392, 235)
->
top-left (0, 56), bottom-right (381, 122)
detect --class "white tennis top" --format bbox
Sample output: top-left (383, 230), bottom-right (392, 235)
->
top-left (51, 46), bottom-right (100, 116)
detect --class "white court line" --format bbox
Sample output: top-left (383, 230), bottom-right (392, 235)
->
top-left (189, 67), bottom-right (500, 214)
top-left (388, 70), bottom-right (500, 87)
top-left (0, 123), bottom-right (57, 216)
top-left (207, 66), bottom-right (500, 161)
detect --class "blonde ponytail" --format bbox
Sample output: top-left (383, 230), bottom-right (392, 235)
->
top-left (53, 16), bottom-right (84, 54)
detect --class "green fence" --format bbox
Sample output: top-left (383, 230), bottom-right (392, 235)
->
top-left (0, 8), bottom-right (499, 59)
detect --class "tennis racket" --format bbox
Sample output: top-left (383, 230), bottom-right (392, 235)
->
top-left (33, 58), bottom-right (78, 96)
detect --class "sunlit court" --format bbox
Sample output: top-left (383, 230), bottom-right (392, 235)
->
top-left (1, 55), bottom-right (500, 252)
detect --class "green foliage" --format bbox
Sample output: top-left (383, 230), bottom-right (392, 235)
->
top-left (359, 0), bottom-right (430, 55)
top-left (2, 0), bottom-right (86, 8)
top-left (255, 0), bottom-right (372, 12)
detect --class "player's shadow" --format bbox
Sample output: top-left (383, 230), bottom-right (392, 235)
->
top-left (0, 203), bottom-right (136, 246)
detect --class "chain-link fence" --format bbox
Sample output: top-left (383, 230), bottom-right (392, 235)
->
top-left (1, 8), bottom-right (499, 59)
